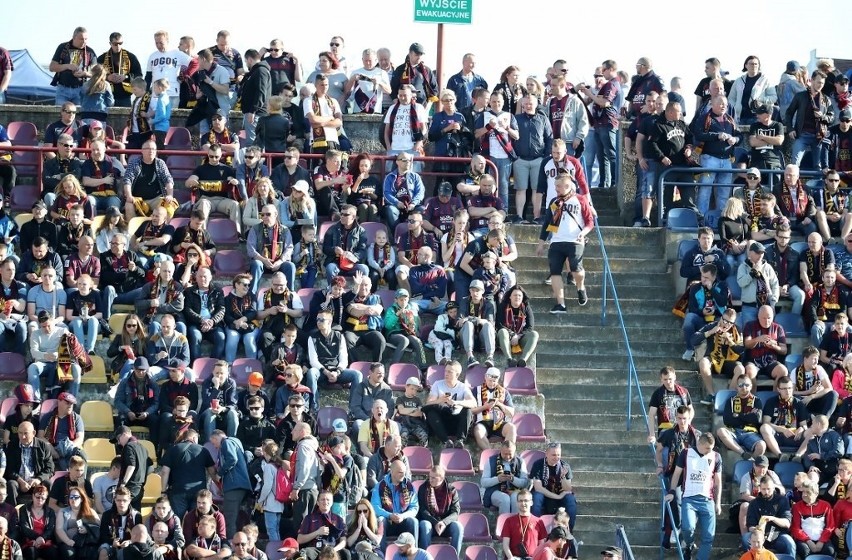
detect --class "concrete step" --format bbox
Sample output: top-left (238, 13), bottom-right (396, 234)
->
top-left (550, 427), bottom-right (651, 445)
top-left (529, 312), bottom-right (681, 329)
top-left (513, 255), bottom-right (667, 273)
top-left (507, 224), bottom-right (665, 246)
top-left (534, 324), bottom-right (682, 342)
top-left (534, 353), bottom-right (691, 370)
top-left (513, 240), bottom-right (662, 260)
top-left (532, 338), bottom-right (683, 355)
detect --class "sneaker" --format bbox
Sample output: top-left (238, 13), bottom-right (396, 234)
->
top-left (699, 394), bottom-right (715, 406)
top-left (565, 275), bottom-right (575, 286)
top-left (577, 290), bottom-right (588, 306)
top-left (681, 349), bottom-right (694, 361)
top-left (641, 218), bottom-right (652, 228)
top-left (506, 359), bottom-right (517, 368)
top-left (533, 217), bottom-right (544, 226)
top-left (484, 355), bottom-right (495, 367)
top-left (550, 303), bottom-right (567, 314)
top-left (791, 454), bottom-right (803, 464)
top-left (779, 453), bottom-right (791, 463)
top-left (509, 215), bottom-right (524, 224)
top-left (454, 439), bottom-right (464, 449)
top-left (517, 358), bottom-right (526, 368)
top-left (669, 532), bottom-right (677, 545)
top-left (633, 220), bottom-right (643, 228)
top-left (467, 356), bottom-right (479, 369)
top-left (741, 451), bottom-right (753, 461)
top-left (544, 277), bottom-right (552, 285)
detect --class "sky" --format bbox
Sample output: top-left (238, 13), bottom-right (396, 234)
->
top-left (5, 0), bottom-right (852, 111)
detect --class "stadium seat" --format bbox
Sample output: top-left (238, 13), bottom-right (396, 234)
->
top-left (127, 217), bottom-right (150, 238)
top-left (789, 241), bottom-right (808, 256)
top-left (703, 209), bottom-right (722, 231)
top-left (495, 513), bottom-right (511, 538)
top-left (539, 514), bottom-right (555, 529)
top-left (213, 250), bottom-right (248, 277)
top-left (393, 222), bottom-right (408, 245)
top-left (39, 399), bottom-right (58, 418)
top-left (264, 541), bottom-right (283, 560)
top-left (713, 390), bottom-right (736, 416)
top-left (666, 208), bottom-right (700, 232)
top-left (165, 156), bottom-right (199, 183)
top-left (348, 361), bottom-right (373, 379)
top-left (425, 365), bottom-right (446, 387)
top-left (81, 401), bottom-right (115, 433)
top-left (478, 448), bottom-right (500, 472)
top-left (89, 215), bottom-right (105, 233)
top-left (7, 121), bottom-right (38, 145)
top-left (784, 354), bottom-right (803, 372)
top-left (426, 545), bottom-right (458, 560)
top-left (104, 125), bottom-right (116, 141)
top-left (384, 544), bottom-right (400, 560)
top-left (403, 445), bottom-right (434, 475)
top-left (168, 217), bottom-right (190, 230)
top-left (109, 313), bottom-right (129, 337)
top-left (317, 406), bottom-right (347, 438)
top-left (452, 480), bottom-right (483, 510)
top-left (465, 366), bottom-right (487, 389)
top-left (726, 275), bottom-right (742, 303)
top-left (465, 545), bottom-right (499, 560)
top-left (50, 471), bottom-right (68, 486)
top-left (318, 221), bottom-right (337, 241)
top-left (89, 471), bottom-right (105, 487)
top-left (208, 219), bottom-right (240, 245)
top-left (83, 438), bottom-right (117, 468)
top-left (803, 555), bottom-right (834, 560)
top-left (142, 473), bottom-right (161, 505)
top-left (388, 363), bottom-right (420, 391)
top-left (0, 397), bottom-right (17, 423)
top-left (459, 512), bottom-right (491, 542)
top-left (164, 127), bottom-right (193, 149)
top-left (732, 460), bottom-right (752, 486)
top-left (10, 184), bottom-right (40, 212)
top-left (232, 358), bottom-right (263, 386)
top-left (439, 448), bottom-right (474, 476)
top-left (82, 356), bottom-right (109, 385)
top-left (192, 358), bottom-right (219, 384)
top-left (514, 413), bottom-right (546, 442)
top-left (296, 288), bottom-right (318, 305)
top-left (755, 391), bottom-right (775, 407)
top-left (775, 312), bottom-right (807, 338)
top-left (504, 367), bottom-right (538, 395)
top-left (361, 222), bottom-right (389, 245)
top-left (13, 213), bottom-right (32, 229)
top-left (139, 438), bottom-right (156, 462)
top-left (376, 289), bottom-right (396, 310)
top-left (774, 461), bottom-right (804, 488)
top-left (676, 239), bottom-right (700, 262)
top-left (774, 555), bottom-right (795, 560)
top-left (520, 449), bottom-right (545, 472)
top-left (0, 352), bottom-right (26, 381)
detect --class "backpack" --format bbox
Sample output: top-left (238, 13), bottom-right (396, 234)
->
top-left (346, 461), bottom-right (364, 507)
top-left (274, 465), bottom-right (293, 503)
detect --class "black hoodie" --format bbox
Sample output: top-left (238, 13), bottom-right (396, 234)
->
top-left (124, 540), bottom-right (160, 560)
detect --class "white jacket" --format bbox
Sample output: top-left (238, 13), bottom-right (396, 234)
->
top-left (727, 73), bottom-right (777, 121)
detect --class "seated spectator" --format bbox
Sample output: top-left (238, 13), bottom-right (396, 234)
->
top-left (146, 314), bottom-right (192, 383)
top-left (271, 147), bottom-right (312, 196)
top-left (345, 154), bottom-right (380, 223)
top-left (383, 289), bottom-right (427, 372)
top-left (499, 489), bottom-right (547, 560)
top-left (466, 174), bottom-right (504, 235)
top-left (44, 103), bottom-right (82, 151)
top-left (28, 311), bottom-right (90, 400)
top-left (93, 206), bottom-right (126, 255)
top-left (742, 305), bottom-right (788, 385)
top-left (51, 179), bottom-right (92, 230)
top-left (307, 305), bottom-right (363, 397)
top-left (129, 207), bottom-right (174, 265)
top-left (64, 274), bottom-right (102, 354)
top-left (737, 242), bottom-right (779, 327)
top-left (64, 235), bottom-right (99, 291)
top-left (808, 267), bottom-right (848, 346)
top-left (416, 465), bottom-right (461, 553)
top-left (0, 259), bottom-right (27, 352)
top-left (394, 378), bottom-right (429, 448)
top-left (121, 140), bottom-right (176, 222)
top-left (716, 375), bottom-right (766, 459)
top-left (80, 139), bottom-right (123, 215)
top-left (481, 439), bottom-right (529, 515)
top-left (0, 518), bottom-right (21, 560)
top-left (680, 227), bottom-right (729, 285)
top-left (423, 361), bottom-right (475, 449)
top-left (406, 247), bottom-right (447, 315)
top-left (246, 204), bottom-right (296, 296)
top-left (794, 414), bottom-right (843, 483)
top-left (267, 330), bottom-right (309, 399)
top-left (367, 229), bottom-right (397, 289)
top-left (693, 308), bottom-right (745, 401)
top-left (533, 526), bottom-right (573, 560)
top-left (815, 170), bottom-right (851, 243)
top-left (471, 250), bottom-right (509, 304)
top-left (158, 387), bottom-right (200, 458)
top-left (496, 285), bottom-right (539, 368)
top-left (366, 435), bottom-right (409, 492)
top-left (257, 272), bottom-right (304, 358)
top-left (97, 486), bottom-right (142, 560)
top-left (37, 391), bottom-right (83, 471)
top-left (341, 277), bottom-right (386, 363)
top-left (223, 273), bottom-right (259, 363)
top-left (395, 209), bottom-right (438, 291)
top-left (382, 153), bottom-right (425, 233)
top-left (681, 263), bottom-right (730, 363)
top-left (171, 211), bottom-right (217, 265)
top-left (833, 354), bottom-right (852, 404)
top-left (198, 361), bottom-right (239, 442)
top-left (26, 268), bottom-right (67, 334)
top-left (471, 367), bottom-right (516, 450)
top-left (3, 384), bottom-right (39, 449)
top-left (318, 435), bottom-right (353, 519)
top-left (184, 144), bottom-right (241, 233)
top-left (428, 302), bottom-right (461, 365)
top-left (43, 135), bottom-right (83, 200)
top-left (56, 483), bottom-right (101, 560)
top-left (115, 357), bottom-right (159, 439)
top-left (183, 268), bottom-right (226, 361)
top-left (460, 280), bottom-right (496, 368)
top-left (760, 376), bottom-right (809, 461)
top-left (357, 400), bottom-right (400, 459)
top-left (20, 484), bottom-right (57, 560)
top-left (48, 454), bottom-right (93, 512)
top-left (18, 237), bottom-right (64, 288)
top-left (349, 362), bottom-right (394, 428)
top-left (275, 394), bottom-right (317, 454)
top-left (99, 233), bottom-right (147, 319)
top-left (792, 345), bottom-right (839, 417)
top-left (243, 177), bottom-right (280, 232)
top-left (313, 150), bottom-right (350, 219)
top-left (322, 205), bottom-right (369, 279)
top-left (741, 476), bottom-right (795, 557)
top-left (181, 489), bottom-right (226, 544)
top-left (146, 497), bottom-right (185, 560)
top-left (530, 443), bottom-right (577, 529)
top-left (791, 481), bottom-right (835, 559)
top-left (294, 225), bottom-right (324, 290)
top-left (184, 514), bottom-right (228, 560)
top-left (236, 396), bottom-right (275, 457)
top-left (820, 313), bottom-right (850, 373)
top-left (20, 202), bottom-right (58, 255)
top-left (371, 459), bottom-right (419, 551)
top-left (237, 371), bottom-right (271, 419)
top-left (136, 260), bottom-right (184, 336)
top-left (346, 499), bottom-right (381, 559)
top-left (93, 457), bottom-right (120, 516)
top-left (775, 165), bottom-right (817, 237)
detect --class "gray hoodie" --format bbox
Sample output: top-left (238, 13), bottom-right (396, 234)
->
top-left (292, 435), bottom-right (319, 491)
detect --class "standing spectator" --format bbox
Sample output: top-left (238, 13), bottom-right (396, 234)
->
top-left (261, 39), bottom-right (301, 94)
top-left (111, 425), bottom-right (150, 510)
top-left (624, 57), bottom-right (665, 120)
top-left (547, 74), bottom-right (588, 157)
top-left (695, 96), bottom-right (740, 217)
top-left (97, 32), bottom-right (142, 108)
top-left (728, 56), bottom-right (775, 125)
top-left (445, 54), bottom-right (486, 110)
top-left (208, 430), bottom-right (251, 539)
top-left (257, 440), bottom-right (285, 541)
top-left (499, 489), bottom-right (547, 560)
top-left (512, 95), bottom-right (553, 223)
top-left (49, 27), bottom-right (97, 106)
top-left (694, 58), bottom-right (732, 114)
top-left (304, 75), bottom-right (343, 155)
top-left (345, 49), bottom-right (391, 114)
top-left (748, 105), bottom-right (785, 172)
top-left (307, 50), bottom-right (348, 107)
top-left (390, 43), bottom-right (438, 107)
top-left (290, 422), bottom-right (321, 528)
top-left (79, 65), bottom-right (114, 125)
top-left (159, 429), bottom-right (214, 520)
top-left (535, 140), bottom-right (587, 224)
top-left (0, 46), bottom-right (12, 104)
top-left (475, 92), bottom-right (518, 209)
top-left (241, 49), bottom-right (271, 146)
top-left (429, 89), bottom-right (471, 186)
top-left (786, 71), bottom-right (834, 172)
top-left (578, 60), bottom-right (620, 190)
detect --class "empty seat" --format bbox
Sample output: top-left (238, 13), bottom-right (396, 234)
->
top-left (452, 480), bottom-right (483, 510)
top-left (425, 365), bottom-right (446, 387)
top-left (81, 401), bottom-right (115, 433)
top-left (13, 213), bottom-right (32, 230)
top-left (83, 438), bottom-right (117, 468)
top-left (504, 367), bottom-right (538, 396)
top-left (478, 448), bottom-right (500, 472)
top-left (403, 445), bottom-right (434, 475)
top-left (317, 406), bottom-right (347, 438)
top-left (775, 461), bottom-right (804, 488)
top-left (127, 217), bottom-right (151, 238)
top-left (141, 473), bottom-right (161, 506)
top-left (192, 358), bottom-right (219, 383)
top-left (39, 399), bottom-right (58, 419)
top-left (376, 289), bottom-right (396, 310)
top-left (666, 208), bottom-right (699, 232)
top-left (213, 250), bottom-right (248, 277)
top-left (514, 413), bottom-right (546, 442)
top-left (703, 209), bottom-right (722, 231)
top-left (713, 390), bottom-right (736, 416)
top-left (0, 352), bottom-right (26, 382)
top-left (389, 363), bottom-right (420, 391)
top-left (426, 545), bottom-right (459, 560)
top-left (165, 155), bottom-right (199, 183)
top-left (82, 356), bottom-right (109, 385)
top-left (732, 460), bottom-right (752, 486)
top-left (464, 366), bottom-right (487, 389)
top-left (208, 219), bottom-right (240, 245)
top-left (459, 512), bottom-right (491, 543)
top-left (318, 221), bottom-right (337, 241)
top-left (348, 361), bottom-right (374, 379)
top-left (520, 449), bottom-right (545, 472)
top-left (776, 312), bottom-right (807, 338)
top-left (676, 239), bottom-right (700, 261)
top-left (0, 397), bottom-right (17, 423)
top-left (296, 288), bottom-right (318, 304)
top-left (7, 122), bottom-right (38, 145)
top-left (439, 448), bottom-right (474, 476)
top-left (108, 313), bottom-right (130, 337)
top-left (232, 358), bottom-right (263, 386)
top-left (465, 545), bottom-right (499, 560)
top-left (10, 184), bottom-right (40, 212)
top-left (164, 127), bottom-right (193, 149)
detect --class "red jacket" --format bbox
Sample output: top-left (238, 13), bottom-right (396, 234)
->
top-left (791, 498), bottom-right (834, 543)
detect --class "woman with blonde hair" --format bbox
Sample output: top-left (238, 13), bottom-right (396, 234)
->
top-left (51, 174), bottom-right (92, 224)
top-left (280, 180), bottom-right (317, 245)
top-left (719, 196), bottom-right (750, 270)
top-left (80, 64), bottom-right (114, 125)
top-left (243, 177), bottom-right (280, 230)
top-left (346, 498), bottom-right (381, 560)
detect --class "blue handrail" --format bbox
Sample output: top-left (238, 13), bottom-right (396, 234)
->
top-left (593, 220), bottom-right (684, 560)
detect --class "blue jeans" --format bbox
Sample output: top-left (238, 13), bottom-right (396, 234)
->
top-left (379, 516), bottom-right (418, 553)
top-left (583, 128), bottom-right (597, 184)
top-left (532, 491), bottom-right (578, 531)
top-left (791, 132), bottom-right (825, 171)
top-left (592, 125), bottom-right (617, 189)
top-left (682, 313), bottom-right (707, 351)
top-left (250, 260), bottom-right (296, 296)
top-left (697, 154), bottom-right (732, 216)
top-left (225, 328), bottom-right (259, 363)
top-left (187, 326), bottom-right (225, 361)
top-left (168, 486), bottom-right (204, 521)
top-left (264, 511), bottom-right (281, 541)
top-left (69, 317), bottom-right (99, 353)
top-left (102, 285), bottom-right (147, 318)
top-left (324, 262), bottom-right (369, 280)
top-left (89, 195), bottom-right (122, 215)
top-left (0, 320), bottom-right (27, 352)
top-left (681, 495), bottom-right (716, 560)
top-left (199, 407), bottom-right (239, 441)
top-left (297, 266), bottom-right (318, 289)
top-left (55, 85), bottom-right (83, 106)
top-left (243, 114), bottom-right (258, 147)
top-left (307, 367), bottom-right (363, 409)
top-left (486, 156), bottom-right (513, 209)
top-left (27, 362), bottom-right (81, 400)
top-left (413, 298), bottom-right (446, 315)
top-left (418, 519), bottom-right (462, 553)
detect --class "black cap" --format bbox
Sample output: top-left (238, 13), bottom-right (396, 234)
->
top-left (548, 526), bottom-right (569, 541)
top-left (438, 181), bottom-right (453, 196)
top-left (838, 75), bottom-right (850, 84)
top-left (213, 108), bottom-right (228, 118)
top-left (749, 241), bottom-right (766, 253)
top-left (753, 455), bottom-right (769, 467)
top-left (755, 104), bottom-right (771, 115)
top-left (110, 424), bottom-right (132, 444)
top-left (133, 357), bottom-right (149, 371)
top-left (409, 43), bottom-right (425, 55)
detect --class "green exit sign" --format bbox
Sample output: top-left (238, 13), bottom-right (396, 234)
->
top-left (414, 0), bottom-right (473, 24)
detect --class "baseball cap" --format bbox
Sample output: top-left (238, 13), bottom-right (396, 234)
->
top-left (327, 435), bottom-right (344, 448)
top-left (32, 201), bottom-right (47, 211)
top-left (409, 43), bottom-right (425, 55)
top-left (746, 167), bottom-right (761, 178)
top-left (469, 280), bottom-right (485, 291)
top-left (133, 357), bottom-right (149, 370)
top-left (292, 180), bottom-right (310, 194)
top-left (89, 120), bottom-right (104, 130)
top-left (786, 60), bottom-right (800, 73)
top-left (485, 367), bottom-right (501, 378)
top-left (110, 424), bottom-right (132, 444)
top-left (446, 301), bottom-right (459, 311)
top-left (438, 181), bottom-right (453, 196)
top-left (840, 108), bottom-right (852, 122)
top-left (753, 455), bottom-right (769, 467)
top-left (405, 376), bottom-right (422, 388)
top-left (754, 104), bottom-right (770, 115)
top-left (278, 538), bottom-right (300, 552)
top-left (749, 242), bottom-right (766, 254)
top-left (395, 288), bottom-right (410, 298)
top-left (167, 358), bottom-right (185, 371)
top-left (57, 392), bottom-right (77, 405)
top-left (331, 418), bottom-right (347, 433)
top-left (395, 533), bottom-right (416, 547)
top-left (838, 75), bottom-right (850, 84)
top-left (248, 372), bottom-right (264, 387)
top-left (213, 108), bottom-right (228, 119)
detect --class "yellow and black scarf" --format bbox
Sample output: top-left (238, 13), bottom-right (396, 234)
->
top-left (311, 94), bottom-right (335, 149)
top-left (102, 49), bottom-right (132, 94)
top-left (709, 325), bottom-right (741, 372)
top-left (546, 195), bottom-right (572, 234)
top-left (379, 478), bottom-right (410, 512)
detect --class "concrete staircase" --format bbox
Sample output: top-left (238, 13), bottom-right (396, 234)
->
top-left (508, 188), bottom-right (742, 559)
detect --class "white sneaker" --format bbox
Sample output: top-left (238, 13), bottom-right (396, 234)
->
top-left (681, 349), bottom-right (694, 361)
top-left (669, 532), bottom-right (677, 545)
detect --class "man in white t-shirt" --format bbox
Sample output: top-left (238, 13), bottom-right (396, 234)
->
top-left (303, 75), bottom-right (342, 154)
top-left (345, 48), bottom-right (391, 114)
top-left (422, 360), bottom-right (476, 448)
top-left (383, 85), bottom-right (427, 172)
top-left (145, 30), bottom-right (190, 107)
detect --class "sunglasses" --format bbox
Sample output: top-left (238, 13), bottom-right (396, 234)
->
top-left (260, 212), bottom-right (273, 217)
top-left (68, 495), bottom-right (82, 500)
top-left (236, 281), bottom-right (250, 287)
top-left (341, 213), bottom-right (355, 218)
top-left (407, 219), bottom-right (419, 224)
top-left (842, 119), bottom-right (852, 123)
top-left (593, 74), bottom-right (603, 78)
top-left (330, 42), bottom-right (341, 47)
top-left (212, 116), bottom-right (224, 121)
top-left (737, 383), bottom-right (750, 388)
top-left (60, 143), bottom-right (75, 148)
top-left (62, 110), bottom-right (76, 114)
top-left (283, 155), bottom-right (297, 160)
top-left (289, 403), bottom-right (303, 408)
top-left (245, 155), bottom-right (257, 160)
top-left (747, 175), bottom-right (759, 179)
top-left (827, 179), bottom-right (841, 182)
top-left (269, 48), bottom-right (281, 53)
top-left (249, 406), bottom-right (262, 411)
top-left (356, 508), bottom-right (369, 513)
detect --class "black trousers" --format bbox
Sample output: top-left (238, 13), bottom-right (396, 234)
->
top-left (422, 405), bottom-right (471, 440)
top-left (343, 330), bottom-right (387, 362)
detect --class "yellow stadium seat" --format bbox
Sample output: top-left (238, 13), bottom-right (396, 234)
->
top-left (83, 438), bottom-right (118, 468)
top-left (89, 215), bottom-right (105, 233)
top-left (80, 401), bottom-right (115, 433)
top-left (138, 438), bottom-right (156, 464)
top-left (127, 217), bottom-right (151, 240)
top-left (109, 313), bottom-right (129, 338)
top-left (113, 304), bottom-right (135, 313)
top-left (82, 355), bottom-right (108, 385)
top-left (141, 507), bottom-right (152, 523)
top-left (141, 473), bottom-right (161, 506)
top-left (14, 213), bottom-right (32, 230)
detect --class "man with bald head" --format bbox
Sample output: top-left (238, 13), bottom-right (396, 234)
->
top-left (0, 517), bottom-right (21, 560)
top-left (372, 459), bottom-right (419, 550)
top-left (775, 164), bottom-right (817, 237)
top-left (290, 422), bottom-right (320, 526)
top-left (246, 203), bottom-right (295, 295)
top-left (5, 420), bottom-right (55, 506)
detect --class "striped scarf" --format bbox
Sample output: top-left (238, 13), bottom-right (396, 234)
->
top-left (546, 195), bottom-right (572, 234)
top-left (102, 49), bottom-right (132, 94)
top-left (380, 478), bottom-right (410, 512)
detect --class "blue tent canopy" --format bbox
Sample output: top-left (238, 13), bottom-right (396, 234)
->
top-left (7, 49), bottom-right (56, 104)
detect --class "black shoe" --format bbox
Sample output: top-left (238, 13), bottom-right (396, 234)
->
top-left (517, 358), bottom-right (526, 368)
top-left (641, 218), bottom-right (651, 227)
top-left (577, 290), bottom-right (588, 306)
top-left (550, 303), bottom-right (567, 314)
top-left (509, 215), bottom-right (524, 224)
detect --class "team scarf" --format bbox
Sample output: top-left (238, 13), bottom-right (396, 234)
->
top-left (392, 172), bottom-right (412, 206)
top-left (133, 92), bottom-right (152, 133)
top-left (779, 180), bottom-right (809, 219)
top-left (504, 304), bottom-right (527, 336)
top-left (296, 241), bottom-right (321, 274)
top-left (795, 365), bottom-right (822, 393)
top-left (426, 481), bottom-right (452, 517)
top-left (369, 418), bottom-right (390, 454)
top-left (480, 268), bottom-right (502, 299)
top-left (709, 325), bottom-right (741, 372)
top-left (147, 278), bottom-right (180, 321)
top-left (821, 187), bottom-right (847, 215)
top-left (137, 221), bottom-right (166, 257)
top-left (353, 80), bottom-right (378, 113)
top-left (701, 109), bottom-right (737, 136)
top-left (730, 394), bottom-right (758, 431)
top-left (0, 536), bottom-right (12, 560)
top-left (321, 452), bottom-right (345, 494)
top-left (128, 374), bottom-right (154, 411)
top-left (388, 100), bottom-right (424, 142)
top-left (805, 248), bottom-right (829, 285)
top-left (400, 58), bottom-right (437, 102)
top-left (396, 304), bottom-right (417, 336)
top-left (61, 221), bottom-right (89, 247)
top-left (744, 187), bottom-right (764, 232)
top-left (546, 194), bottom-right (574, 234)
top-left (542, 460), bottom-right (565, 493)
top-left (494, 455), bottom-right (519, 493)
top-left (311, 94), bottom-right (336, 149)
top-left (195, 535), bottom-right (223, 552)
top-left (261, 223), bottom-right (283, 261)
top-left (345, 293), bottom-right (370, 332)
top-left (468, 299), bottom-right (484, 321)
top-left (102, 49), bottom-right (133, 94)
top-left (480, 384), bottom-right (506, 428)
top-left (55, 195), bottom-right (86, 220)
top-left (230, 292), bottom-right (259, 328)
top-left (263, 289), bottom-right (293, 327)
top-left (57, 333), bottom-right (78, 383)
top-left (815, 284), bottom-right (842, 321)
top-left (90, 159), bottom-right (118, 195)
top-left (110, 506), bottom-right (137, 540)
top-left (775, 397), bottom-right (795, 427)
top-left (754, 268), bottom-right (769, 306)
top-left (372, 243), bottom-right (392, 267)
top-left (45, 411), bottom-right (77, 445)
top-left (379, 477), bottom-right (410, 512)
top-left (243, 163), bottom-right (263, 199)
top-left (480, 112), bottom-right (515, 157)
top-left (206, 130), bottom-right (233, 165)
top-left (380, 449), bottom-right (404, 474)
top-left (404, 232), bottom-right (425, 264)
